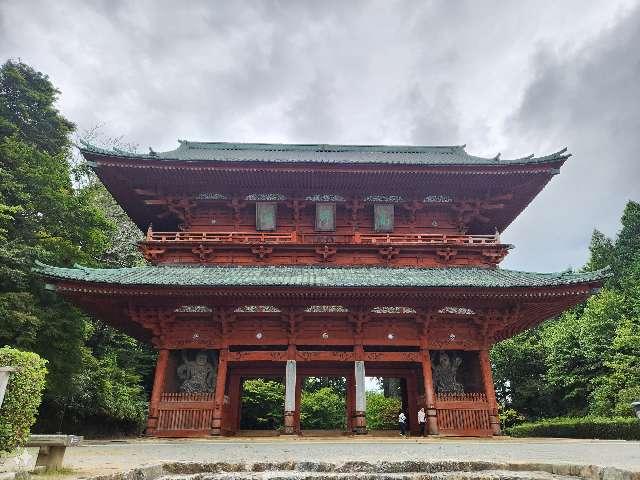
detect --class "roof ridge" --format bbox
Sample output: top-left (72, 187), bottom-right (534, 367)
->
top-left (77, 139), bottom-right (571, 166)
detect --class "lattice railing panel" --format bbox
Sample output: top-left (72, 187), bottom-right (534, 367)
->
top-left (157, 408), bottom-right (214, 431)
top-left (437, 408), bottom-right (491, 434)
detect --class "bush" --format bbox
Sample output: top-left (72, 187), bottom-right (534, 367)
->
top-left (300, 387), bottom-right (345, 429)
top-left (366, 392), bottom-right (401, 429)
top-left (240, 379), bottom-right (285, 430)
top-left (506, 416), bottom-right (640, 440)
top-left (0, 346), bottom-right (47, 453)
top-left (499, 407), bottom-right (526, 430)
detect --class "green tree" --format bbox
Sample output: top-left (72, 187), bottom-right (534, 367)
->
top-left (491, 200), bottom-right (640, 421)
top-left (365, 392), bottom-right (401, 429)
top-left (240, 379), bottom-right (285, 429)
top-left (0, 59), bottom-right (150, 434)
top-left (300, 387), bottom-right (345, 429)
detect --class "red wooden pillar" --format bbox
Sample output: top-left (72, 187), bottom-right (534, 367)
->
top-left (294, 371), bottom-right (302, 434)
top-left (211, 348), bottom-right (228, 435)
top-left (479, 349), bottom-right (501, 435)
top-left (345, 371), bottom-right (355, 433)
top-left (421, 348), bottom-right (439, 435)
top-left (147, 348), bottom-right (169, 435)
top-left (406, 372), bottom-right (419, 435)
top-left (227, 373), bottom-right (241, 434)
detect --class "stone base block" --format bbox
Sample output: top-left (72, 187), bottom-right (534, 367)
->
top-left (352, 411), bottom-right (367, 434)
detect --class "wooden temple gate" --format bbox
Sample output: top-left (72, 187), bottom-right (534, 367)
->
top-left (36, 140), bottom-right (606, 438)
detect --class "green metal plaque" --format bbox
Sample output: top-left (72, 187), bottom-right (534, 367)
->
top-left (256, 202), bottom-right (277, 231)
top-left (374, 204), bottom-right (394, 232)
top-left (315, 203), bottom-right (336, 231)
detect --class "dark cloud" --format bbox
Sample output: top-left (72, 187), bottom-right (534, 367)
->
top-left (501, 4), bottom-right (640, 271)
top-left (0, 0), bottom-right (637, 272)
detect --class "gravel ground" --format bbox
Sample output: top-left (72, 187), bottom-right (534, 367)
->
top-left (53, 437), bottom-right (640, 478)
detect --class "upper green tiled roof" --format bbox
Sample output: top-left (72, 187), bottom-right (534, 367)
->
top-left (34, 262), bottom-right (608, 289)
top-left (79, 140), bottom-right (570, 167)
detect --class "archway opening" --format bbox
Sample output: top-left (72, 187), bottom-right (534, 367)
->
top-left (239, 377), bottom-right (285, 433)
top-left (299, 376), bottom-right (347, 433)
top-left (365, 376), bottom-right (403, 432)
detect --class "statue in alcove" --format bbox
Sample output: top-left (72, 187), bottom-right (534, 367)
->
top-left (177, 350), bottom-right (216, 393)
top-left (432, 352), bottom-right (464, 393)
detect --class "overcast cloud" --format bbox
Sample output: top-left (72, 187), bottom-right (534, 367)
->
top-left (1, 0), bottom-right (638, 272)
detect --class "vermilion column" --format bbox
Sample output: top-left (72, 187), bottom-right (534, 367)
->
top-left (421, 348), bottom-right (438, 435)
top-left (479, 349), bottom-right (501, 435)
top-left (147, 348), bottom-right (169, 435)
top-left (211, 348), bottom-right (228, 435)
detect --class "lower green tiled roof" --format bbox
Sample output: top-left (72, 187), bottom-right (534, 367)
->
top-left (33, 262), bottom-right (608, 289)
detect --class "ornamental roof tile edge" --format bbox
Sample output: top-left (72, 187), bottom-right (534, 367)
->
top-left (33, 261), bottom-right (610, 289)
top-left (77, 139), bottom-right (571, 167)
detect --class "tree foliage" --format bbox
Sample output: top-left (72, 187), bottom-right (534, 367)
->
top-left (300, 387), bottom-right (346, 430)
top-left (240, 379), bottom-right (285, 430)
top-left (0, 59), bottom-right (152, 436)
top-left (492, 201), bottom-right (640, 421)
top-left (365, 392), bottom-right (401, 430)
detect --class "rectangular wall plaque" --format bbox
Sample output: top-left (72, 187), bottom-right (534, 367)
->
top-left (315, 203), bottom-right (336, 231)
top-left (374, 204), bottom-right (394, 232)
top-left (256, 202), bottom-right (277, 231)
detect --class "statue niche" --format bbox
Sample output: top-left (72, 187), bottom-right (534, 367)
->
top-left (177, 350), bottom-right (217, 393)
top-left (432, 351), bottom-right (464, 394)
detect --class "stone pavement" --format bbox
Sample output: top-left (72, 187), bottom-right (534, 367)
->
top-left (54, 437), bottom-right (640, 478)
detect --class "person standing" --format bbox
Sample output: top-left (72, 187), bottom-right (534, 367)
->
top-left (418, 407), bottom-right (426, 436)
top-left (398, 410), bottom-right (407, 436)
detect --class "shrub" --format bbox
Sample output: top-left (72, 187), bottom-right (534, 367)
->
top-left (499, 407), bottom-right (526, 430)
top-left (366, 392), bottom-right (401, 429)
top-left (240, 379), bottom-right (285, 429)
top-left (506, 416), bottom-right (640, 440)
top-left (300, 387), bottom-right (345, 429)
top-left (0, 346), bottom-right (47, 453)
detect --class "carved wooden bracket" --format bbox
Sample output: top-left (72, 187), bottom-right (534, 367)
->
top-left (226, 196), bottom-right (247, 228)
top-left (345, 198), bottom-right (364, 230)
top-left (140, 245), bottom-right (166, 262)
top-left (251, 245), bottom-right (273, 260)
top-left (285, 199), bottom-right (307, 226)
top-left (451, 193), bottom-right (513, 232)
top-left (315, 244), bottom-right (337, 262)
top-left (128, 305), bottom-right (175, 344)
top-left (379, 246), bottom-right (400, 261)
top-left (436, 247), bottom-right (458, 263)
top-left (165, 196), bottom-right (197, 226)
top-left (192, 244), bottom-right (214, 263)
top-left (402, 200), bottom-right (424, 227)
top-left (482, 248), bottom-right (508, 265)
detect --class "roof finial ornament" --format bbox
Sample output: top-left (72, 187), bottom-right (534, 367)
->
top-left (149, 147), bottom-right (157, 157)
top-left (493, 153), bottom-right (501, 161)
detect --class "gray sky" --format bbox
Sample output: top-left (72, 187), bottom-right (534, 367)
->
top-left (1, 1), bottom-right (638, 272)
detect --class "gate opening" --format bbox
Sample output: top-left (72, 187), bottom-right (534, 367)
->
top-left (239, 377), bottom-right (284, 432)
top-left (299, 376), bottom-right (347, 432)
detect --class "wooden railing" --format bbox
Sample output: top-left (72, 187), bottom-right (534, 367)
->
top-left (160, 392), bottom-right (215, 403)
top-left (436, 392), bottom-right (487, 403)
top-left (356, 233), bottom-right (498, 245)
top-left (156, 392), bottom-right (216, 434)
top-left (146, 230), bottom-right (500, 246)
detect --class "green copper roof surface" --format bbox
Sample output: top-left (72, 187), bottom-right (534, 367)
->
top-left (34, 262), bottom-right (607, 289)
top-left (78, 139), bottom-right (570, 167)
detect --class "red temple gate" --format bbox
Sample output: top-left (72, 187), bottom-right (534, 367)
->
top-left (36, 141), bottom-right (607, 436)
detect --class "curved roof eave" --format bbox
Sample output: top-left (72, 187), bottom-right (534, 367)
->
top-left (33, 262), bottom-right (610, 290)
top-left (77, 140), bottom-right (571, 168)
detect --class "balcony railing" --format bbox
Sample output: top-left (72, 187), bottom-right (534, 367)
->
top-left (145, 230), bottom-right (500, 246)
